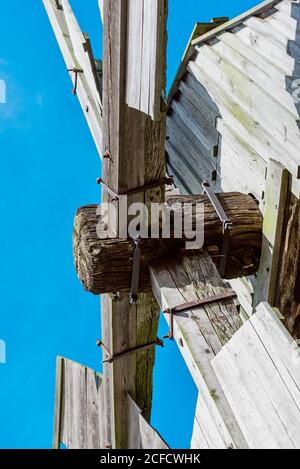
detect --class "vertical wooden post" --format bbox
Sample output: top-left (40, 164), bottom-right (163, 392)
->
top-left (254, 159), bottom-right (290, 306)
top-left (101, 0), bottom-right (167, 448)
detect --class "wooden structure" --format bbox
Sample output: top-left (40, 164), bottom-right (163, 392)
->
top-left (44, 0), bottom-right (300, 450)
top-left (166, 0), bottom-right (300, 330)
top-left (53, 357), bottom-right (168, 449)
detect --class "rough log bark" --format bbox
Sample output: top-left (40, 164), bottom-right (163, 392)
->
top-left (73, 192), bottom-right (262, 295)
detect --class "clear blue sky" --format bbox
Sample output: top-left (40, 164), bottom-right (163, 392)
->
top-left (0, 0), bottom-right (261, 449)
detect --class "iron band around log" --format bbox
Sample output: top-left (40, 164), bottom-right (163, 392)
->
top-left (202, 181), bottom-right (232, 277)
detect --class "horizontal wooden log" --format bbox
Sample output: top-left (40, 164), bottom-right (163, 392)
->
top-left (73, 193), bottom-right (262, 294)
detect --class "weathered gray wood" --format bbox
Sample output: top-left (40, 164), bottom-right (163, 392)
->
top-left (43, 0), bottom-right (103, 156)
top-left (126, 0), bottom-right (168, 120)
top-left (192, 0), bottom-right (281, 46)
top-left (101, 0), bottom-right (167, 448)
top-left (275, 192), bottom-right (300, 337)
top-left (127, 394), bottom-right (169, 449)
top-left (53, 356), bottom-right (64, 449)
top-left (73, 193), bottom-right (263, 294)
top-left (53, 357), bottom-right (103, 449)
top-left (254, 159), bottom-right (290, 306)
top-left (150, 251), bottom-right (247, 449)
top-left (212, 302), bottom-right (300, 449)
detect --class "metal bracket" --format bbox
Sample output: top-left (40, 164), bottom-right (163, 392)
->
top-left (96, 176), bottom-right (174, 202)
top-left (97, 338), bottom-right (164, 364)
top-left (163, 290), bottom-right (238, 340)
top-left (129, 237), bottom-right (142, 305)
top-left (67, 68), bottom-right (84, 95)
top-left (202, 181), bottom-right (232, 276)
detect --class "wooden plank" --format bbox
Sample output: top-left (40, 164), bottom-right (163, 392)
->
top-left (127, 395), bottom-right (169, 449)
top-left (195, 44), bottom-right (300, 153)
top-left (43, 0), bottom-right (103, 156)
top-left (188, 61), bottom-right (300, 182)
top-left (254, 159), bottom-right (290, 306)
top-left (98, 0), bottom-right (103, 23)
top-left (53, 356), bottom-right (64, 449)
top-left (192, 0), bottom-right (281, 46)
top-left (190, 403), bottom-right (211, 449)
top-left (53, 357), bottom-right (103, 449)
top-left (126, 0), bottom-right (167, 119)
top-left (101, 0), bottom-right (167, 449)
top-left (275, 192), bottom-right (300, 336)
top-left (150, 251), bottom-right (248, 449)
top-left (212, 302), bottom-right (300, 449)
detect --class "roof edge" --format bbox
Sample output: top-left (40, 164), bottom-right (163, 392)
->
top-left (192, 0), bottom-right (282, 47)
top-left (167, 0), bottom-right (282, 104)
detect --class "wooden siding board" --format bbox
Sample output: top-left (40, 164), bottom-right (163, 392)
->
top-left (54, 358), bottom-right (103, 449)
top-left (150, 252), bottom-right (248, 449)
top-left (43, 0), bottom-right (103, 156)
top-left (212, 302), bottom-right (300, 449)
top-left (192, 0), bottom-right (282, 46)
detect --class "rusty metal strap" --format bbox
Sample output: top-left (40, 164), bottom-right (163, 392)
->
top-left (97, 176), bottom-right (174, 201)
top-left (202, 181), bottom-right (232, 276)
top-left (163, 290), bottom-right (238, 340)
top-left (129, 237), bottom-right (142, 305)
top-left (97, 338), bottom-right (164, 364)
top-left (164, 290), bottom-right (237, 316)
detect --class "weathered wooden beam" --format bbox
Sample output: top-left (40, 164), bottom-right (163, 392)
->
top-left (43, 0), bottom-right (103, 156)
top-left (211, 302), bottom-right (300, 449)
top-left (254, 159), bottom-right (290, 307)
top-left (150, 250), bottom-right (247, 449)
top-left (275, 191), bottom-right (300, 337)
top-left (73, 192), bottom-right (263, 294)
top-left (101, 0), bottom-right (168, 449)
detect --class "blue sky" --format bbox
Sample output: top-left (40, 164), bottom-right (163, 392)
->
top-left (0, 0), bottom-right (262, 449)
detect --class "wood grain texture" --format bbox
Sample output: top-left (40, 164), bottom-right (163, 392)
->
top-left (126, 0), bottom-right (168, 120)
top-left (254, 159), bottom-right (290, 306)
top-left (53, 357), bottom-right (104, 449)
top-left (212, 302), bottom-right (300, 449)
top-left (127, 394), bottom-right (169, 449)
top-left (276, 191), bottom-right (300, 337)
top-left (150, 250), bottom-right (247, 449)
top-left (101, 0), bottom-right (167, 448)
top-left (43, 0), bottom-right (103, 156)
top-left (73, 193), bottom-right (263, 294)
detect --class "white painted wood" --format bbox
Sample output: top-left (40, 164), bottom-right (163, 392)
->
top-left (127, 394), bottom-right (169, 449)
top-left (43, 0), bottom-right (103, 156)
top-left (212, 302), bottom-right (300, 449)
top-left (54, 357), bottom-right (103, 449)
